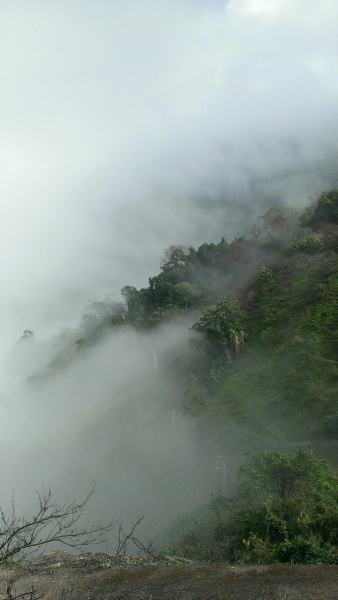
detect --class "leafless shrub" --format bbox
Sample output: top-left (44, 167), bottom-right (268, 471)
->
top-left (115, 516), bottom-right (159, 558)
top-left (0, 485), bottom-right (116, 563)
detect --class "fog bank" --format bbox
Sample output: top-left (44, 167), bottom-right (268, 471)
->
top-left (0, 0), bottom-right (338, 547)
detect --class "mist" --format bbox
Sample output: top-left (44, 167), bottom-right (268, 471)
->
top-left (2, 320), bottom-right (226, 549)
top-left (1, 0), bottom-right (338, 550)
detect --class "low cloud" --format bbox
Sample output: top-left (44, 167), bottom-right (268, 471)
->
top-left (0, 0), bottom-right (337, 545)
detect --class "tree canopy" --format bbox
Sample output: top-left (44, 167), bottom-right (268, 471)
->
top-left (168, 449), bottom-right (338, 565)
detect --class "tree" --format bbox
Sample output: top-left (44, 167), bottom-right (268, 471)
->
top-left (121, 286), bottom-right (148, 327)
top-left (80, 301), bottom-right (126, 339)
top-left (284, 235), bottom-right (324, 256)
top-left (18, 331), bottom-right (34, 343)
top-left (172, 282), bottom-right (200, 309)
top-left (187, 298), bottom-right (246, 390)
top-left (192, 298), bottom-right (246, 358)
top-left (300, 189), bottom-right (338, 229)
top-left (260, 206), bottom-right (300, 236)
top-left (0, 485), bottom-right (115, 562)
top-left (237, 448), bottom-right (331, 501)
top-left (226, 449), bottom-right (338, 563)
top-left (161, 246), bottom-right (188, 271)
top-left (168, 449), bottom-right (338, 564)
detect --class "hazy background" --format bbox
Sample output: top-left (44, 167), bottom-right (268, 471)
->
top-left (1, 0), bottom-right (338, 349)
top-left (1, 0), bottom-right (338, 549)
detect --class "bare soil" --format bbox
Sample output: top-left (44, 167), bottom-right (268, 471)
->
top-left (1, 551), bottom-right (338, 600)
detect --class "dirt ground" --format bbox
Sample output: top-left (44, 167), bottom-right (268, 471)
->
top-left (0, 551), bottom-right (338, 600)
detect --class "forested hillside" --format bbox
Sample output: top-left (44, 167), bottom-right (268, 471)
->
top-left (129, 190), bottom-right (338, 444)
top-left (43, 188), bottom-right (338, 450)
top-left (26, 190), bottom-right (338, 450)
top-left (24, 189), bottom-right (338, 564)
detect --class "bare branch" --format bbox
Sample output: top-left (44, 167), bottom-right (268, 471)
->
top-left (0, 485), bottom-right (116, 562)
top-left (115, 517), bottom-right (159, 559)
top-left (115, 517), bottom-right (144, 556)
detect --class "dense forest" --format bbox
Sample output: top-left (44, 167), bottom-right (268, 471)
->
top-left (40, 188), bottom-right (338, 444)
top-left (124, 189), bottom-right (338, 446)
top-left (26, 188), bottom-right (338, 564)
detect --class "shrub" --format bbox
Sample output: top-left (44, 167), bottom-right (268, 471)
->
top-left (258, 266), bottom-right (274, 285)
top-left (284, 236), bottom-right (324, 256)
top-left (168, 450), bottom-right (338, 564)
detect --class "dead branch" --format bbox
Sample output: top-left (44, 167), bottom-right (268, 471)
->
top-left (115, 516), bottom-right (144, 555)
top-left (0, 485), bottom-right (116, 562)
top-left (115, 517), bottom-right (159, 559)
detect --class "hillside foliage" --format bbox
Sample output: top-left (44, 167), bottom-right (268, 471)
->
top-left (28, 188), bottom-right (338, 563)
top-left (36, 187), bottom-right (338, 450)
top-left (168, 449), bottom-right (338, 564)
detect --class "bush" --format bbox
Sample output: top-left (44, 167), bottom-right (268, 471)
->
top-left (168, 449), bottom-right (338, 564)
top-left (0, 486), bottom-right (115, 562)
top-left (258, 266), bottom-right (274, 285)
top-left (284, 236), bottom-right (324, 256)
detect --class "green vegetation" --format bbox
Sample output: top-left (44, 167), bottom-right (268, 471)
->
top-left (166, 191), bottom-right (338, 442)
top-left (32, 188), bottom-right (338, 563)
top-left (156, 188), bottom-right (338, 564)
top-left (192, 298), bottom-right (246, 359)
top-left (168, 449), bottom-right (338, 564)
top-left (258, 266), bottom-right (274, 285)
top-left (40, 187), bottom-right (338, 446)
top-left (284, 235), bottom-right (324, 255)
top-left (300, 189), bottom-right (338, 228)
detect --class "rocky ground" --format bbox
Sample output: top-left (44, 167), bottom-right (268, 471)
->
top-left (0, 551), bottom-right (338, 599)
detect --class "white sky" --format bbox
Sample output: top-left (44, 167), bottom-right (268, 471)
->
top-left (1, 0), bottom-right (338, 352)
